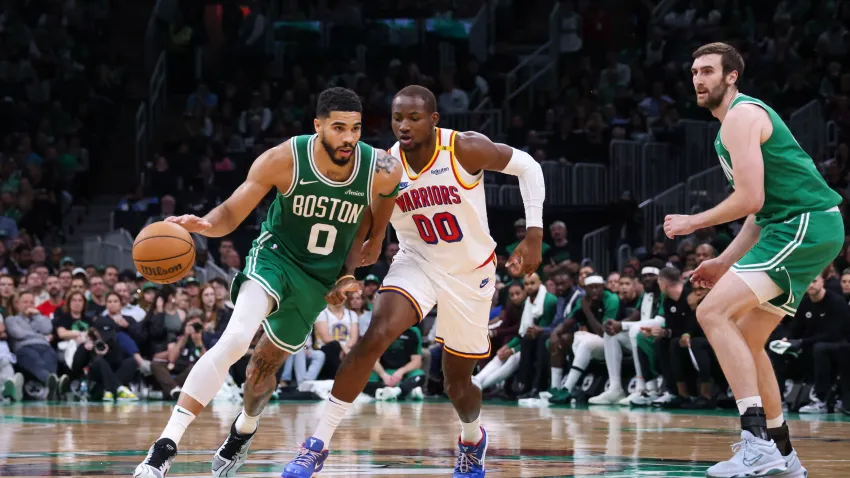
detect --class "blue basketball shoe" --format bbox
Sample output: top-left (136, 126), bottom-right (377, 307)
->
top-left (281, 437), bottom-right (329, 478)
top-left (454, 427), bottom-right (488, 477)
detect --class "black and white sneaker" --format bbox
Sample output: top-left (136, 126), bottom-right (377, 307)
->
top-left (46, 374), bottom-right (59, 401)
top-left (134, 438), bottom-right (178, 478)
top-left (212, 417), bottom-right (257, 477)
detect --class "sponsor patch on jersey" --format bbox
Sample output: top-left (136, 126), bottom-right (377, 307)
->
top-left (431, 167), bottom-right (449, 175)
top-left (480, 278), bottom-right (490, 288)
top-left (345, 189), bottom-right (365, 197)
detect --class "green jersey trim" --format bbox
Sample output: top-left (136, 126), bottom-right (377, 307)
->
top-left (281, 140), bottom-right (300, 198)
top-left (245, 231), bottom-right (282, 305)
top-left (731, 213), bottom-right (809, 272)
top-left (306, 135), bottom-right (361, 188)
top-left (365, 147), bottom-right (376, 206)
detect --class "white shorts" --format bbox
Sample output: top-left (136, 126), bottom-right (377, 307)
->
top-left (380, 252), bottom-right (496, 359)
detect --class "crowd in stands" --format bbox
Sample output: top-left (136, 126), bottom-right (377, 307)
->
top-left (1, 0), bottom-right (121, 244)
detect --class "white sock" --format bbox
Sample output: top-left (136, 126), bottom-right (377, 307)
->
top-left (460, 416), bottom-right (483, 444)
top-left (235, 409), bottom-right (260, 435)
top-left (736, 396), bottom-right (763, 415)
top-left (551, 368), bottom-right (563, 390)
top-left (312, 394), bottom-right (352, 448)
top-left (159, 405), bottom-right (196, 445)
top-left (563, 368), bottom-right (582, 391)
top-left (766, 413), bottom-right (784, 429)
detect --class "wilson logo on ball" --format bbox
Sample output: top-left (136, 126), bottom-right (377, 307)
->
top-left (139, 263), bottom-right (184, 277)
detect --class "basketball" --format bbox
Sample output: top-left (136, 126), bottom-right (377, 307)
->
top-left (133, 221), bottom-right (196, 284)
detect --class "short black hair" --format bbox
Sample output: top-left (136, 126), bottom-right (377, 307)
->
top-left (659, 266), bottom-right (681, 283)
top-left (316, 87), bottom-right (362, 118)
top-left (394, 85), bottom-right (437, 113)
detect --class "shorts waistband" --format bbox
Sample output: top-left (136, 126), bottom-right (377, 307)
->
top-left (825, 206), bottom-right (840, 213)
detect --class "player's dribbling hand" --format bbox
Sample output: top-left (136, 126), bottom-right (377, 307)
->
top-left (690, 257), bottom-right (729, 289)
top-left (663, 214), bottom-right (696, 239)
top-left (506, 227), bottom-right (543, 277)
top-left (325, 277), bottom-right (360, 306)
top-left (359, 238), bottom-right (382, 266)
top-left (165, 215), bottom-right (212, 233)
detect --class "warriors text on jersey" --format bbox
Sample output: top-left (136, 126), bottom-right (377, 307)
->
top-left (388, 128), bottom-right (497, 274)
top-left (714, 93), bottom-right (841, 226)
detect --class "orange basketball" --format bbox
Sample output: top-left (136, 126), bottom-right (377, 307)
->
top-left (133, 221), bottom-right (196, 284)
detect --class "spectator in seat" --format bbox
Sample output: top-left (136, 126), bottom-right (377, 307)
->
top-left (4, 292), bottom-right (66, 399)
top-left (369, 242), bottom-right (398, 280)
top-left (103, 265), bottom-right (119, 289)
top-left (102, 292), bottom-right (150, 374)
top-left (0, 275), bottom-right (16, 316)
top-left (145, 287), bottom-right (186, 361)
top-left (474, 283), bottom-right (526, 393)
top-left (694, 243), bottom-right (716, 266)
top-left (548, 275), bottom-right (613, 404)
top-left (543, 221), bottom-right (572, 278)
top-left (370, 326), bottom-right (425, 401)
top-left (361, 274), bottom-right (380, 309)
top-left (1, 316), bottom-right (24, 401)
top-left (36, 275), bottom-right (63, 318)
top-left (784, 274), bottom-right (850, 413)
top-left (86, 274), bottom-right (108, 317)
top-left (58, 269), bottom-right (72, 292)
top-left (657, 267), bottom-right (715, 409)
top-left (596, 266), bottom-right (664, 405)
top-left (489, 280), bottom-right (526, 354)
top-left (183, 277), bottom-right (201, 309)
top-left (151, 310), bottom-right (207, 400)
top-left (515, 273), bottom-right (559, 398)
top-left (314, 302), bottom-right (359, 379)
top-left (347, 292), bottom-right (371, 337)
top-left (209, 277), bottom-right (234, 310)
top-left (72, 318), bottom-right (138, 401)
top-left (110, 282), bottom-right (146, 322)
top-left (839, 268), bottom-right (850, 305)
top-left (25, 272), bottom-right (48, 306)
top-left (199, 282), bottom-right (231, 348)
top-left (54, 291), bottom-right (92, 369)
top-left (280, 332), bottom-right (325, 388)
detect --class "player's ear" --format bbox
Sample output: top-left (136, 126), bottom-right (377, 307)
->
top-left (726, 70), bottom-right (738, 86)
top-left (313, 118), bottom-right (322, 135)
top-left (431, 112), bottom-right (440, 127)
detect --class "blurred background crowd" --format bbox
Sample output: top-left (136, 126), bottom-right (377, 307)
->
top-left (1, 0), bottom-right (849, 416)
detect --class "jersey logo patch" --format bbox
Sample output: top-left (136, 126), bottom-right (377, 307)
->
top-left (300, 179), bottom-right (318, 185)
top-left (399, 182), bottom-right (410, 190)
top-left (345, 189), bottom-right (365, 197)
top-left (480, 278), bottom-right (490, 288)
top-left (431, 167), bottom-right (449, 175)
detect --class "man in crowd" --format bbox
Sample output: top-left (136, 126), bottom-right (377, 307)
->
top-left (515, 273), bottom-right (558, 398)
top-left (4, 292), bottom-right (66, 399)
top-left (36, 276), bottom-right (64, 318)
top-left (543, 220), bottom-right (572, 278)
top-left (111, 282), bottom-right (146, 321)
top-left (370, 326), bottom-right (425, 401)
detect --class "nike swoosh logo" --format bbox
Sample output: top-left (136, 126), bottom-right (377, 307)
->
top-left (176, 409), bottom-right (191, 416)
top-left (743, 454), bottom-right (763, 467)
top-left (300, 179), bottom-right (318, 185)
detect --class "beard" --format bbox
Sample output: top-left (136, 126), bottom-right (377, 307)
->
top-left (697, 82), bottom-right (729, 109)
top-left (320, 136), bottom-right (355, 167)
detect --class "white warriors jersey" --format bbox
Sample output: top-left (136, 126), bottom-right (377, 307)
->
top-left (388, 128), bottom-right (497, 274)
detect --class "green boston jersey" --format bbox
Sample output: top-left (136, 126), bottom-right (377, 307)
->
top-left (714, 93), bottom-right (841, 226)
top-left (261, 134), bottom-right (376, 286)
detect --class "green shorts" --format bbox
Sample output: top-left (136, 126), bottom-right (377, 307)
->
top-left (368, 368), bottom-right (425, 383)
top-left (730, 208), bottom-right (843, 316)
top-left (231, 241), bottom-right (331, 354)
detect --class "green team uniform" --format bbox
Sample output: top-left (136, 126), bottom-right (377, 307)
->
top-left (231, 134), bottom-right (377, 352)
top-left (716, 93), bottom-right (843, 316)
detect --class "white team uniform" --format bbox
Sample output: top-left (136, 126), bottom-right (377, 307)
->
top-left (384, 128), bottom-right (497, 358)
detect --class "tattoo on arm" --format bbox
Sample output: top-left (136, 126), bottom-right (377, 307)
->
top-left (375, 151), bottom-right (397, 176)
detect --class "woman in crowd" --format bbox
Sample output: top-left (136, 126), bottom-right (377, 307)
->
top-left (54, 291), bottom-right (91, 369)
top-left (144, 286), bottom-right (185, 361)
top-left (346, 291), bottom-right (371, 337)
top-left (103, 292), bottom-right (150, 374)
top-left (199, 282), bottom-right (232, 349)
top-left (314, 301), bottom-right (359, 379)
top-left (0, 275), bottom-right (16, 317)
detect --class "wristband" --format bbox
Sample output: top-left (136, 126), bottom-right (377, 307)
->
top-left (336, 274), bottom-right (356, 284)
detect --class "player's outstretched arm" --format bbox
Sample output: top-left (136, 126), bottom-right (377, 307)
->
top-left (664, 105), bottom-right (767, 238)
top-left (454, 132), bottom-right (545, 276)
top-left (198, 143), bottom-right (292, 237)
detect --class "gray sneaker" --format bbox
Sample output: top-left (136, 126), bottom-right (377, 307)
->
top-left (212, 417), bottom-right (256, 477)
top-left (705, 431), bottom-right (787, 478)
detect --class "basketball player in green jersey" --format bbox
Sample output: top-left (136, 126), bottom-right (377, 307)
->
top-left (134, 87), bottom-right (402, 478)
top-left (664, 43), bottom-right (841, 478)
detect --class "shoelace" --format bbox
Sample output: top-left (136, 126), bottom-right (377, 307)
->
top-left (291, 446), bottom-right (324, 467)
top-left (146, 444), bottom-right (173, 468)
top-left (730, 437), bottom-right (757, 460)
top-left (455, 450), bottom-right (482, 473)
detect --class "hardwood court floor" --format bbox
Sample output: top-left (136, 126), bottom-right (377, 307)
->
top-left (1, 400), bottom-right (849, 477)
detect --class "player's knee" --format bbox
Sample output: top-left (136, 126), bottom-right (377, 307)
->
top-left (443, 373), bottom-right (473, 399)
top-left (696, 301), bottom-right (726, 330)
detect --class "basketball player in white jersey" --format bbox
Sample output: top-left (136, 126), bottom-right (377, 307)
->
top-left (282, 85), bottom-right (545, 478)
